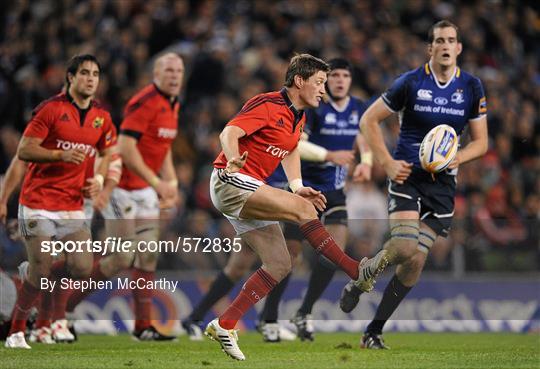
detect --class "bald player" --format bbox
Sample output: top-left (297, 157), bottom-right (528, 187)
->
top-left (66, 52), bottom-right (184, 341)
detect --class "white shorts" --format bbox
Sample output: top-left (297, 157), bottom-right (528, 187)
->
top-left (18, 205), bottom-right (88, 239)
top-left (210, 168), bottom-right (278, 235)
top-left (101, 187), bottom-right (159, 220)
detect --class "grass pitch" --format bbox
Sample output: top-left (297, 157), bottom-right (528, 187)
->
top-left (2, 332), bottom-right (539, 369)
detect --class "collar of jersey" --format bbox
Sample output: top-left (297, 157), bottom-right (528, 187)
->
top-left (65, 90), bottom-right (92, 112)
top-left (329, 96), bottom-right (350, 113)
top-left (153, 83), bottom-right (178, 106)
top-left (426, 61), bottom-right (458, 90)
top-left (280, 88), bottom-right (304, 123)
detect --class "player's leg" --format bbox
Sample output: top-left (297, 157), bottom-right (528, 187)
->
top-left (340, 209), bottom-right (420, 311)
top-left (6, 207), bottom-right (54, 348)
top-left (258, 232), bottom-right (301, 342)
top-left (65, 217), bottom-right (136, 313)
top-left (293, 223), bottom-right (347, 341)
top-left (183, 242), bottom-right (257, 340)
top-left (206, 224), bottom-right (289, 360)
top-left (361, 221), bottom-right (435, 349)
top-left (50, 227), bottom-right (93, 343)
top-left (240, 184), bottom-right (369, 281)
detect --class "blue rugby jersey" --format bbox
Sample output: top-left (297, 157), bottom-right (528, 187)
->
top-left (382, 62), bottom-right (487, 168)
top-left (302, 96), bottom-right (368, 192)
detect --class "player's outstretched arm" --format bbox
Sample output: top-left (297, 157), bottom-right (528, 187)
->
top-left (361, 98), bottom-right (412, 184)
top-left (448, 116), bottom-right (488, 169)
top-left (17, 136), bottom-right (86, 164)
top-left (0, 157), bottom-right (28, 223)
top-left (298, 133), bottom-right (354, 166)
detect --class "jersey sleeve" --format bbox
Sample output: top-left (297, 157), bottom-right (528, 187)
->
top-left (96, 114), bottom-right (117, 152)
top-left (381, 73), bottom-right (410, 112)
top-left (468, 77), bottom-right (487, 120)
top-left (120, 99), bottom-right (155, 138)
top-left (227, 101), bottom-right (269, 136)
top-left (22, 102), bottom-right (56, 139)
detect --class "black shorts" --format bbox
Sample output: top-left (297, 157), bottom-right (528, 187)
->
top-left (283, 189), bottom-right (348, 241)
top-left (388, 167), bottom-right (456, 237)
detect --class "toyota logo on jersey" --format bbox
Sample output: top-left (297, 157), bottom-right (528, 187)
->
top-left (56, 139), bottom-right (97, 157)
top-left (265, 144), bottom-right (289, 159)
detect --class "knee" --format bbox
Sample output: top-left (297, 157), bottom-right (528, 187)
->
top-left (69, 260), bottom-right (93, 279)
top-left (30, 260), bottom-right (52, 280)
top-left (224, 264), bottom-right (248, 282)
top-left (386, 237), bottom-right (418, 263)
top-left (113, 252), bottom-right (135, 271)
top-left (404, 251), bottom-right (427, 272)
top-left (292, 198), bottom-right (318, 223)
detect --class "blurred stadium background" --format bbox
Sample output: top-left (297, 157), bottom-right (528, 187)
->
top-left (0, 0), bottom-right (538, 337)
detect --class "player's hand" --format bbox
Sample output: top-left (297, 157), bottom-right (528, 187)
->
top-left (0, 202), bottom-right (7, 224)
top-left (159, 191), bottom-right (180, 209)
top-left (60, 149), bottom-right (86, 164)
top-left (82, 177), bottom-right (103, 199)
top-left (154, 180), bottom-right (177, 202)
top-left (352, 163), bottom-right (372, 182)
top-left (93, 188), bottom-right (112, 211)
top-left (295, 186), bottom-right (327, 212)
top-left (225, 151), bottom-right (248, 174)
top-left (447, 152), bottom-right (462, 170)
top-left (383, 159), bottom-right (413, 184)
top-left (326, 150), bottom-right (355, 166)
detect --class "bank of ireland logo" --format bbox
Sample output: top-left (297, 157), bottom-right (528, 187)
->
top-left (417, 89), bottom-right (432, 101)
top-left (451, 89), bottom-right (464, 104)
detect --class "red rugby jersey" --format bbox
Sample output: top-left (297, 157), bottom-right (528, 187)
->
top-left (213, 89), bottom-right (305, 182)
top-left (118, 84), bottom-right (179, 190)
top-left (20, 92), bottom-right (116, 211)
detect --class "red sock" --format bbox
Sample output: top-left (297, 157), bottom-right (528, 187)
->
top-left (132, 268), bottom-right (154, 332)
top-left (51, 288), bottom-right (72, 321)
top-left (219, 268), bottom-right (277, 329)
top-left (300, 220), bottom-right (359, 279)
top-left (35, 290), bottom-right (54, 329)
top-left (9, 281), bottom-right (41, 335)
top-left (66, 260), bottom-right (107, 312)
top-left (48, 259), bottom-right (72, 321)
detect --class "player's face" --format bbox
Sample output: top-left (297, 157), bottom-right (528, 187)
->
top-left (429, 27), bottom-right (462, 68)
top-left (154, 56), bottom-right (184, 97)
top-left (299, 70), bottom-right (327, 109)
top-left (70, 61), bottom-right (100, 98)
top-left (327, 68), bottom-right (351, 100)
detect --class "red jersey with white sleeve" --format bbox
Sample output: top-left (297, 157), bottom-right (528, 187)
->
top-left (19, 92), bottom-right (116, 211)
top-left (213, 89), bottom-right (305, 182)
top-left (118, 84), bottom-right (179, 191)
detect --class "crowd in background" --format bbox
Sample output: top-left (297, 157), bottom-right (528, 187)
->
top-left (0, 0), bottom-right (538, 273)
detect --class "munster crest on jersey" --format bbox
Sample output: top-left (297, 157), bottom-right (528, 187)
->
top-left (93, 117), bottom-right (104, 128)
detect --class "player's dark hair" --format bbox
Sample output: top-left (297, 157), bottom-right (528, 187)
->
top-left (428, 20), bottom-right (460, 43)
top-left (328, 58), bottom-right (352, 73)
top-left (284, 54), bottom-right (330, 87)
top-left (65, 54), bottom-right (101, 87)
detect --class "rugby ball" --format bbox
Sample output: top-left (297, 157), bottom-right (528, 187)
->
top-left (419, 124), bottom-right (458, 173)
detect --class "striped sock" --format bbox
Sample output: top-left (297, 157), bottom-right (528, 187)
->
top-left (219, 268), bottom-right (277, 329)
top-left (300, 220), bottom-right (359, 279)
